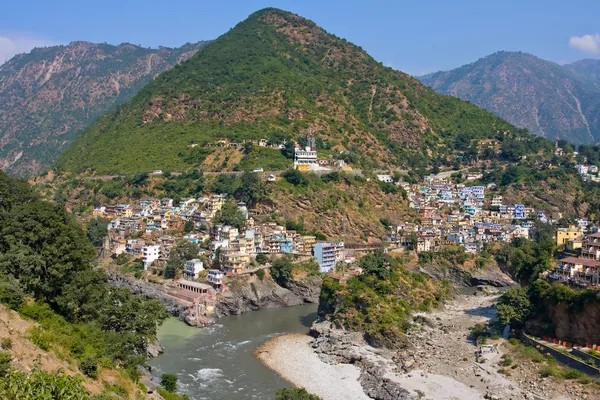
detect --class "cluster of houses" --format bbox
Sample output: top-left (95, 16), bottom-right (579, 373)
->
top-left (95, 194), bottom-right (348, 281)
top-left (382, 174), bottom-right (571, 254)
top-left (576, 164), bottom-right (600, 182)
top-left (548, 227), bottom-right (600, 287)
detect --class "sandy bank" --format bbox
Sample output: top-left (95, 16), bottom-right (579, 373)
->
top-left (256, 333), bottom-right (370, 400)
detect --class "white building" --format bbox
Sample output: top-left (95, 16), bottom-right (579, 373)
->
top-left (141, 245), bottom-right (161, 270)
top-left (376, 174), bottom-right (394, 183)
top-left (184, 259), bottom-right (204, 279)
top-left (294, 132), bottom-right (318, 169)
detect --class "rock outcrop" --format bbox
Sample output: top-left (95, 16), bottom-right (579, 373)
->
top-left (309, 321), bottom-right (412, 400)
top-left (527, 300), bottom-right (600, 345)
top-left (215, 275), bottom-right (307, 317)
top-left (107, 273), bottom-right (190, 320)
top-left (417, 263), bottom-right (515, 287)
top-left (282, 275), bottom-right (323, 303)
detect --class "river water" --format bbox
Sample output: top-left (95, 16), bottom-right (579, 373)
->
top-left (148, 304), bottom-right (319, 400)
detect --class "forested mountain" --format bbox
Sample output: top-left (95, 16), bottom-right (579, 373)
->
top-left (0, 40), bottom-right (207, 177)
top-left (57, 8), bottom-right (517, 175)
top-left (565, 59), bottom-right (600, 84)
top-left (419, 51), bottom-right (600, 144)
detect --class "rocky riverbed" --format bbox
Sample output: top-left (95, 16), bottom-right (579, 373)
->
top-left (257, 290), bottom-right (594, 400)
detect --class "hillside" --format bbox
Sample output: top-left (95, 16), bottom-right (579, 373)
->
top-left (565, 59), bottom-right (600, 84)
top-left (419, 51), bottom-right (600, 144)
top-left (0, 40), bottom-right (207, 177)
top-left (56, 8), bottom-right (515, 175)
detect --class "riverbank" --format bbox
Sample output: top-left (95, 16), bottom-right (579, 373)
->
top-left (255, 292), bottom-right (534, 400)
top-left (256, 334), bottom-right (369, 400)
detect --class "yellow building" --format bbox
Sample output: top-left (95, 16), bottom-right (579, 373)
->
top-left (555, 225), bottom-right (582, 247)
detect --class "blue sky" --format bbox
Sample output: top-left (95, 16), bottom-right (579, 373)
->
top-left (1, 0), bottom-right (599, 75)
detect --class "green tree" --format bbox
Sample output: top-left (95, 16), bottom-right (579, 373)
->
top-left (275, 388), bottom-right (322, 400)
top-left (256, 253), bottom-right (269, 265)
top-left (184, 219), bottom-right (195, 233)
top-left (497, 286), bottom-right (531, 327)
top-left (79, 356), bottom-right (98, 378)
top-left (282, 169), bottom-right (308, 186)
top-left (270, 257), bottom-right (293, 285)
top-left (86, 217), bottom-right (110, 247)
top-left (235, 171), bottom-right (264, 206)
top-left (214, 201), bottom-right (246, 229)
top-left (161, 373), bottom-right (178, 393)
top-left (282, 141), bottom-right (296, 159)
top-left (359, 250), bottom-right (392, 280)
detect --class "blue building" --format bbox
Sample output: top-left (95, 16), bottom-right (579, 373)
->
top-left (313, 242), bottom-right (344, 273)
top-left (280, 239), bottom-right (294, 254)
top-left (514, 204), bottom-right (526, 220)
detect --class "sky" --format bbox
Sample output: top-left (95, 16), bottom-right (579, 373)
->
top-left (1, 0), bottom-right (599, 75)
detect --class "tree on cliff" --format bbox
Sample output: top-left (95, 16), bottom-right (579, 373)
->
top-left (496, 286), bottom-right (531, 327)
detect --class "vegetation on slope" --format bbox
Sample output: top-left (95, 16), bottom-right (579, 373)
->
top-left (318, 251), bottom-right (451, 348)
top-left (0, 170), bottom-right (169, 396)
top-left (420, 51), bottom-right (600, 144)
top-left (0, 41), bottom-right (207, 177)
top-left (57, 8), bottom-right (515, 175)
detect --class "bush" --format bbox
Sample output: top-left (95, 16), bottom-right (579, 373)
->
top-left (562, 368), bottom-right (583, 380)
top-left (0, 368), bottom-right (90, 399)
top-left (282, 169), bottom-right (308, 186)
top-left (1, 338), bottom-right (12, 350)
top-left (275, 387), bottom-right (322, 400)
top-left (255, 269), bottom-right (265, 281)
top-left (0, 276), bottom-right (26, 310)
top-left (161, 373), bottom-right (178, 393)
top-left (0, 351), bottom-right (11, 377)
top-left (256, 253), bottom-right (269, 265)
top-left (79, 356), bottom-right (98, 379)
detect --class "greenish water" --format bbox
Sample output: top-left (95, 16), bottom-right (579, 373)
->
top-left (148, 304), bottom-right (318, 400)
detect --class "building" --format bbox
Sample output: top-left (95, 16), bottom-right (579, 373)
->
top-left (294, 132), bottom-right (318, 170)
top-left (555, 225), bottom-right (582, 247)
top-left (184, 259), bottom-right (204, 279)
top-left (141, 245), bottom-right (160, 270)
top-left (313, 242), bottom-right (344, 272)
top-left (514, 204), bottom-right (526, 220)
top-left (207, 269), bottom-right (225, 286)
top-left (376, 174), bottom-right (394, 183)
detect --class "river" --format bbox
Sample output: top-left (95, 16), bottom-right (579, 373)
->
top-left (148, 304), bottom-right (319, 400)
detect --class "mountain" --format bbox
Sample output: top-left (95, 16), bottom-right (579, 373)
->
top-left (564, 59), bottom-right (600, 84)
top-left (0, 40), bottom-right (207, 177)
top-left (419, 51), bottom-right (600, 144)
top-left (56, 8), bottom-right (515, 175)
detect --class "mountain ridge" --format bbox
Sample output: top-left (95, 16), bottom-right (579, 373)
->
top-left (57, 8), bottom-right (516, 175)
top-left (0, 40), bottom-right (208, 177)
top-left (419, 51), bottom-right (600, 144)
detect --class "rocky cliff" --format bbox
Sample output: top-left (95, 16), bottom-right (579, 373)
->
top-left (416, 263), bottom-right (515, 288)
top-left (107, 273), bottom-right (190, 320)
top-left (528, 300), bottom-right (600, 345)
top-left (215, 274), bottom-right (322, 317)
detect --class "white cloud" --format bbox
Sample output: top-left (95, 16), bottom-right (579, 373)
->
top-left (0, 34), bottom-right (61, 64)
top-left (569, 33), bottom-right (600, 55)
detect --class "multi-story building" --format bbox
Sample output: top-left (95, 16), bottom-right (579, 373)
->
top-left (142, 245), bottom-right (161, 270)
top-left (555, 225), bottom-right (582, 247)
top-left (313, 242), bottom-right (344, 272)
top-left (184, 259), bottom-right (204, 279)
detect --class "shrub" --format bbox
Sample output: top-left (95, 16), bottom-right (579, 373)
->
top-left (256, 253), bottom-right (269, 265)
top-left (255, 269), bottom-right (265, 281)
top-left (562, 369), bottom-right (583, 380)
top-left (1, 338), bottom-right (12, 350)
top-left (0, 351), bottom-right (11, 377)
top-left (161, 373), bottom-right (178, 393)
top-left (275, 387), bottom-right (322, 400)
top-left (79, 356), bottom-right (98, 379)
